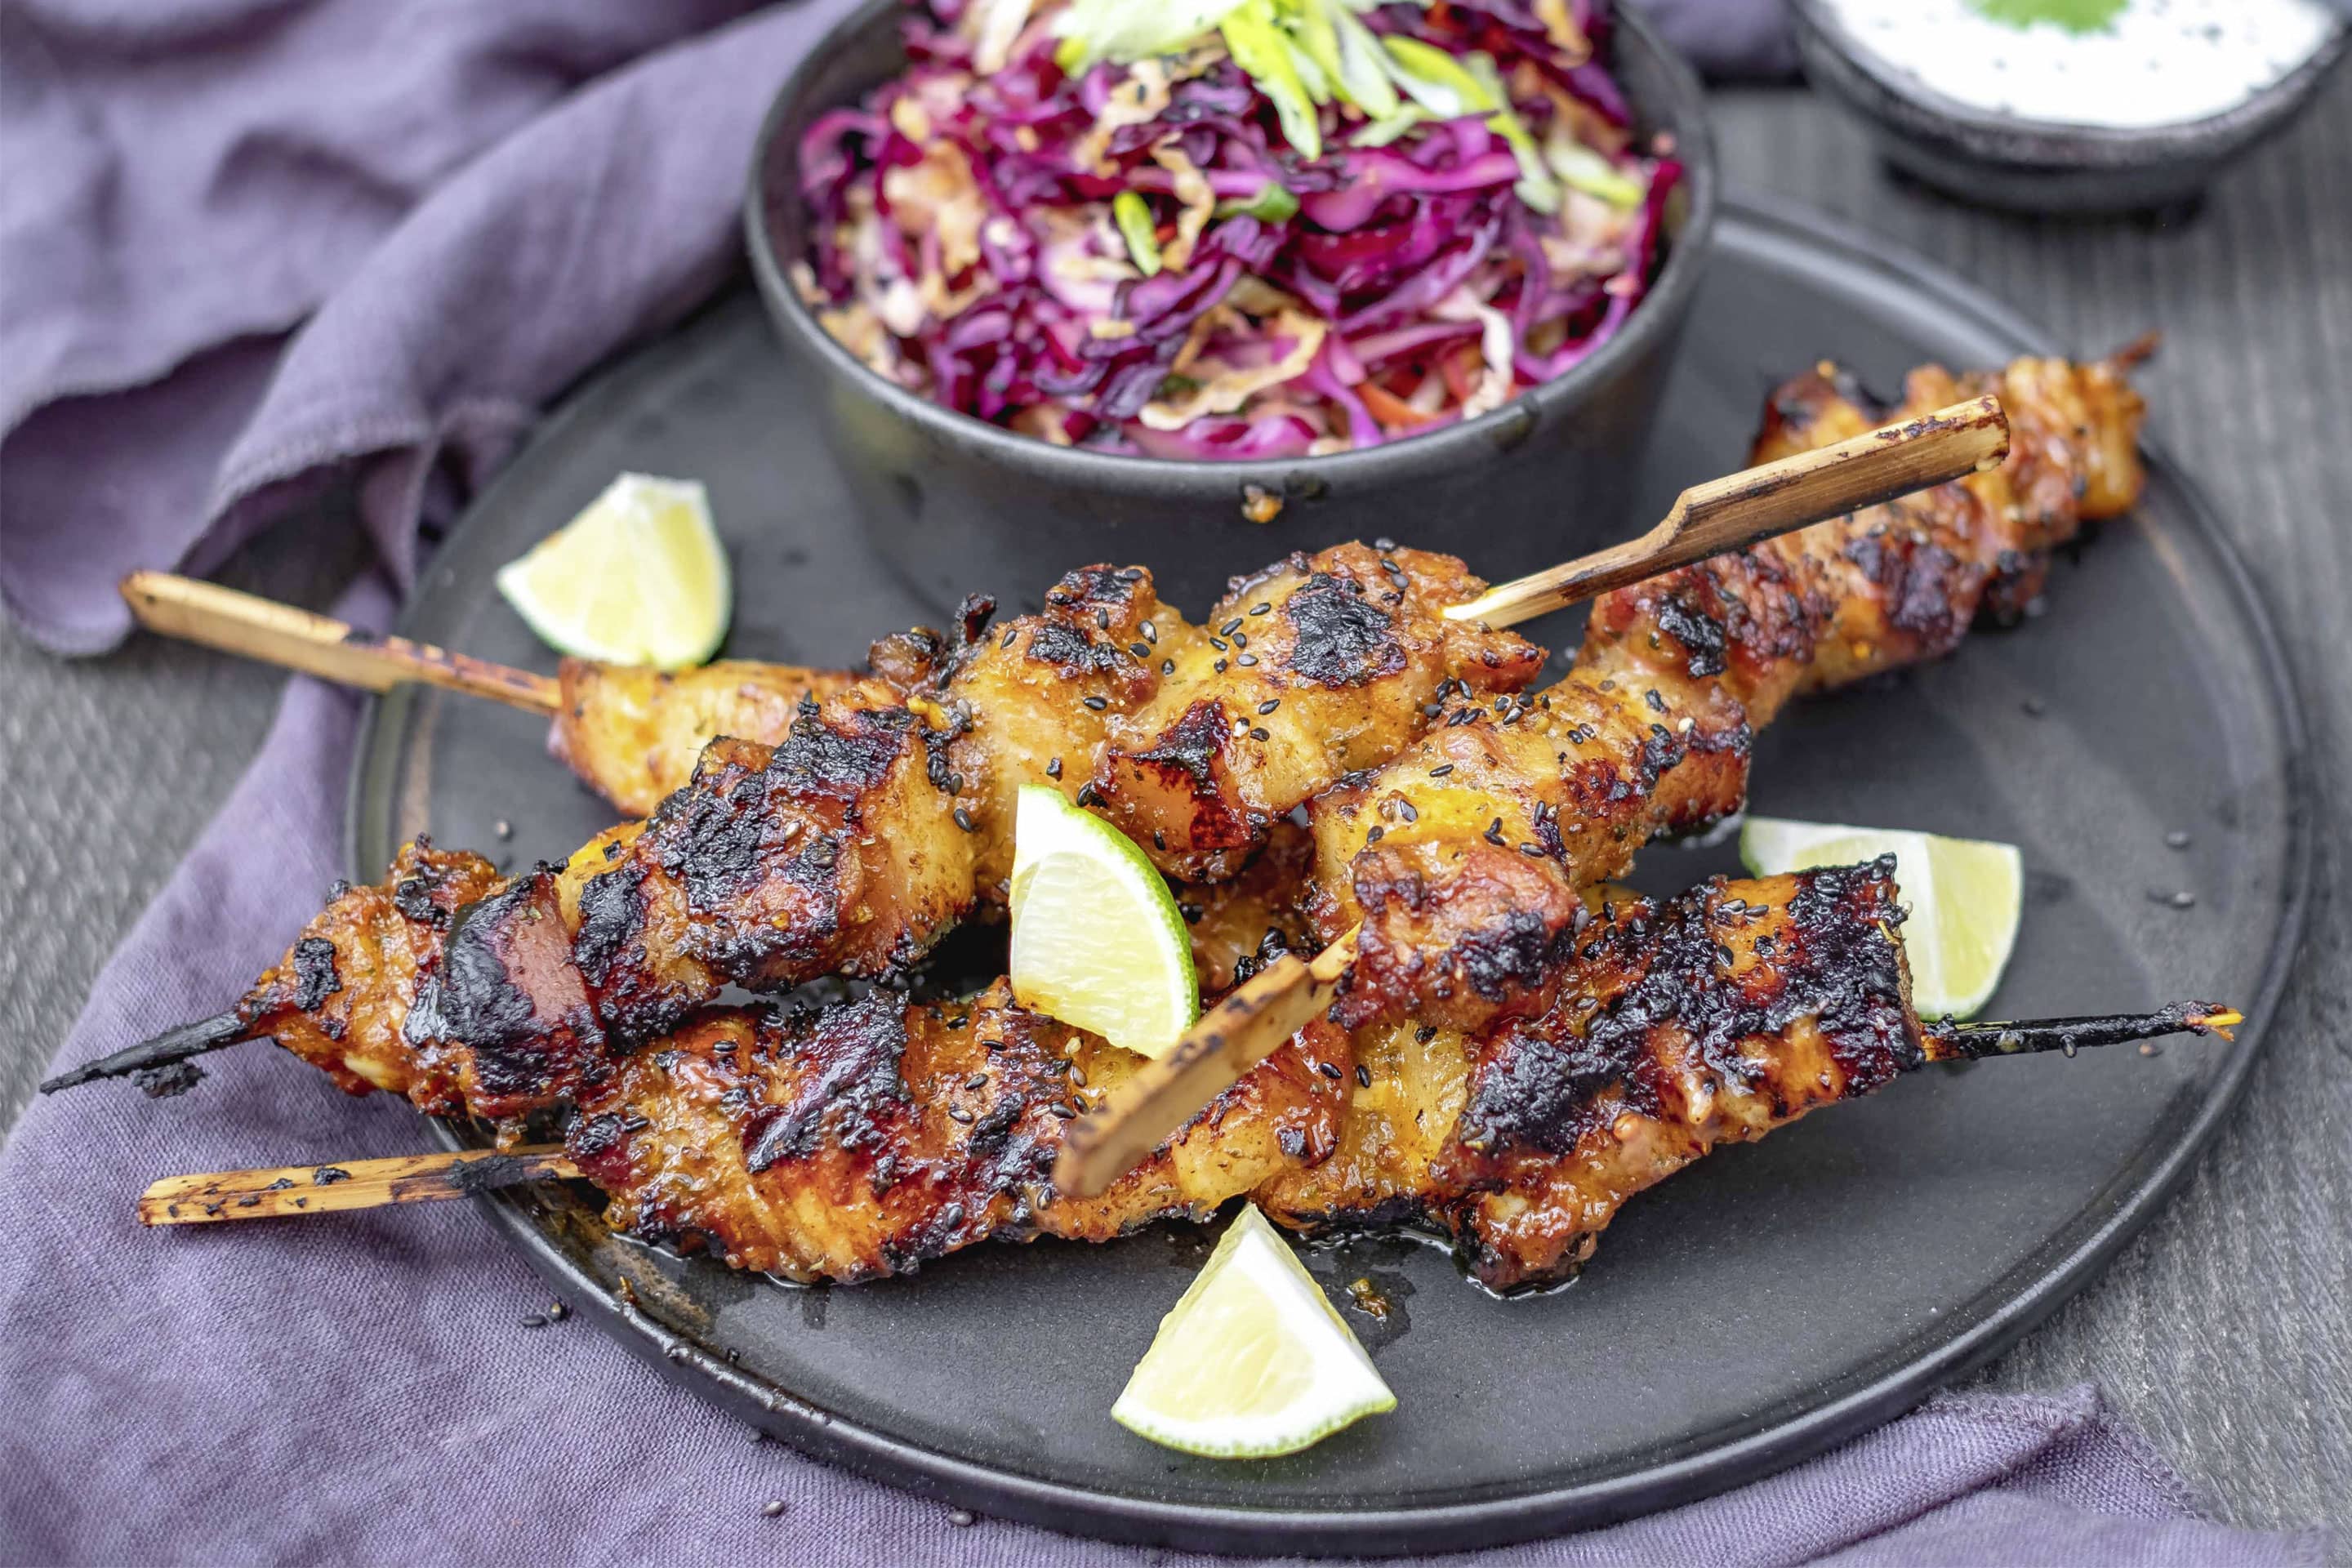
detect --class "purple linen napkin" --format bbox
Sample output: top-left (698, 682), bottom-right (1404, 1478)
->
top-left (0, 2), bottom-right (2325, 1563)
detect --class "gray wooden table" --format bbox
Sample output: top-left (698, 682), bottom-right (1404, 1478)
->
top-left (3, 76), bottom-right (2345, 1544)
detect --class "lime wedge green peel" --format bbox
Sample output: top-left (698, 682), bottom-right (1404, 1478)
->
top-left (1740, 817), bottom-right (2025, 1020)
top-left (495, 473), bottom-right (732, 670)
top-left (1009, 786), bottom-right (1199, 1058)
top-left (1114, 1204), bottom-right (1395, 1458)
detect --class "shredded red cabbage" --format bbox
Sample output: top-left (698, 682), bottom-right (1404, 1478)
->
top-left (791, 0), bottom-right (1676, 456)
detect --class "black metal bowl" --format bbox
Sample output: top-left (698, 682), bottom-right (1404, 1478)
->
top-left (744, 0), bottom-right (1717, 614)
top-left (1791, 0), bottom-right (2349, 218)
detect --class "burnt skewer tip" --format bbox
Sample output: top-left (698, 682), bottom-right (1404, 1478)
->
top-left (38, 1011), bottom-right (252, 1096)
top-left (1925, 1001), bottom-right (2239, 1062)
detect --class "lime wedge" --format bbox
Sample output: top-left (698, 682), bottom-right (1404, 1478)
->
top-left (1113, 1204), bottom-right (1395, 1457)
top-left (1009, 786), bottom-right (1199, 1058)
top-left (1740, 817), bottom-right (2024, 1020)
top-left (495, 473), bottom-right (731, 670)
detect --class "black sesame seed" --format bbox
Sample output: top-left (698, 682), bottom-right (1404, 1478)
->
top-left (764, 1500), bottom-right (786, 1518)
top-left (1214, 659), bottom-right (1228, 674)
top-left (1520, 843), bottom-right (1546, 857)
top-left (948, 1106), bottom-right (975, 1124)
top-left (1153, 830), bottom-right (1167, 850)
top-left (1095, 608), bottom-right (1110, 630)
top-left (1374, 537), bottom-right (1396, 551)
top-left (1142, 619), bottom-right (1158, 644)
top-left (1396, 800), bottom-right (1417, 822)
top-left (1236, 653), bottom-right (1258, 666)
top-left (548, 1301), bottom-right (568, 1321)
top-left (1415, 1025), bottom-right (1437, 1043)
top-left (1258, 699), bottom-right (1281, 715)
top-left (1250, 727), bottom-right (1271, 742)
top-left (965, 1072), bottom-right (989, 1090)
top-left (1161, 658), bottom-right (1175, 675)
top-left (1045, 756), bottom-right (1062, 778)
top-left (1645, 688), bottom-right (1666, 712)
top-left (1365, 826), bottom-right (1384, 843)
top-left (1048, 1102), bottom-right (1077, 1120)
top-left (1250, 602), bottom-right (1272, 616)
top-left (1080, 694), bottom-right (1108, 711)
top-left (1001, 627), bottom-right (1018, 648)
top-left (1356, 1063), bottom-right (1373, 1088)
top-left (1317, 1060), bottom-right (1343, 1080)
top-left (1130, 642), bottom-right (1150, 659)
top-left (949, 1510), bottom-right (977, 1528)
top-left (1430, 763), bottom-right (1454, 777)
top-left (1209, 636), bottom-right (1229, 652)
top-left (521, 1313), bottom-right (548, 1329)
top-left (1222, 617), bottom-right (1245, 636)
top-left (953, 807), bottom-right (976, 833)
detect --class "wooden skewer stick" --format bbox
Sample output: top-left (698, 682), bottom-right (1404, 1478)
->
top-left (121, 571), bottom-right (560, 716)
top-left (118, 398), bottom-right (2007, 718)
top-left (1446, 394), bottom-right (2010, 629)
top-left (127, 1005), bottom-right (2232, 1232)
top-left (138, 1146), bottom-right (581, 1227)
top-left (1055, 397), bottom-right (2013, 1199)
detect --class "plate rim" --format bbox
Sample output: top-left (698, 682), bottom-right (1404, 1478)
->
top-left (348, 192), bottom-right (2316, 1554)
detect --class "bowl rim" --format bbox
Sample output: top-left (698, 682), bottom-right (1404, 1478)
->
top-left (1788, 0), bottom-right (2350, 157)
top-left (742, 0), bottom-right (1719, 492)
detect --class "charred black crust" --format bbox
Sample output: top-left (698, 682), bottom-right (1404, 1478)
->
top-left (405, 871), bottom-right (606, 1111)
top-left (1651, 594), bottom-right (1728, 679)
top-left (290, 938), bottom-right (341, 1011)
top-left (1282, 572), bottom-right (1405, 688)
top-left (1454, 862), bottom-right (1919, 1159)
top-left (744, 993), bottom-right (911, 1173)
top-left (1133, 699), bottom-right (1228, 790)
top-left (1024, 621), bottom-right (1128, 679)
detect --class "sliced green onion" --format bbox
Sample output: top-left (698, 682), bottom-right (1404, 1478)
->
top-left (1052, 0), bottom-right (1254, 71)
top-left (1379, 36), bottom-right (1495, 118)
top-left (1327, 6), bottom-right (1402, 118)
top-left (1113, 191), bottom-right (1165, 275)
top-left (1463, 51), bottom-right (1558, 214)
top-left (1352, 104), bottom-right (1431, 148)
top-left (1215, 180), bottom-right (1301, 221)
top-left (1544, 132), bottom-right (1646, 208)
top-left (1223, 2), bottom-right (1323, 159)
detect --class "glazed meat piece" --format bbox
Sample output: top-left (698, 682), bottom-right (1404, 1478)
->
top-left (1315, 353), bottom-right (2149, 1037)
top-left (1593, 354), bottom-right (2147, 725)
top-left (1432, 863), bottom-right (1931, 1291)
top-left (1089, 544), bottom-right (1546, 880)
top-left (550, 659), bottom-right (857, 817)
top-left (238, 840), bottom-right (504, 1104)
top-left (237, 857), bottom-right (2221, 1286)
top-left (567, 979), bottom-right (1352, 1281)
top-left (239, 677), bottom-right (976, 1120)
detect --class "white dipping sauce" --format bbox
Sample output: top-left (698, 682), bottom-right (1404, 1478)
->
top-left (1825, 0), bottom-right (2341, 128)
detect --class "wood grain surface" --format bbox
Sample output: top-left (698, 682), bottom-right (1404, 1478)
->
top-left (2, 75), bottom-right (2344, 1541)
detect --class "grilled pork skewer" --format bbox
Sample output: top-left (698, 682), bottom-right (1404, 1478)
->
top-left (54, 408), bottom-right (2006, 1105)
top-left (134, 863), bottom-right (2234, 1295)
top-left (1064, 352), bottom-right (2149, 1194)
top-left (125, 402), bottom-right (2003, 841)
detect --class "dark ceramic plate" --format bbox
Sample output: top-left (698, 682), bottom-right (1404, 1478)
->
top-left (350, 200), bottom-right (2309, 1555)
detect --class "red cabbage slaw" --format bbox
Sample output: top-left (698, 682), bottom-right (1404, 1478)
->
top-left (794, 0), bottom-right (1680, 458)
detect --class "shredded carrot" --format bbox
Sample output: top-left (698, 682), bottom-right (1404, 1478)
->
top-left (1358, 381), bottom-right (1437, 431)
